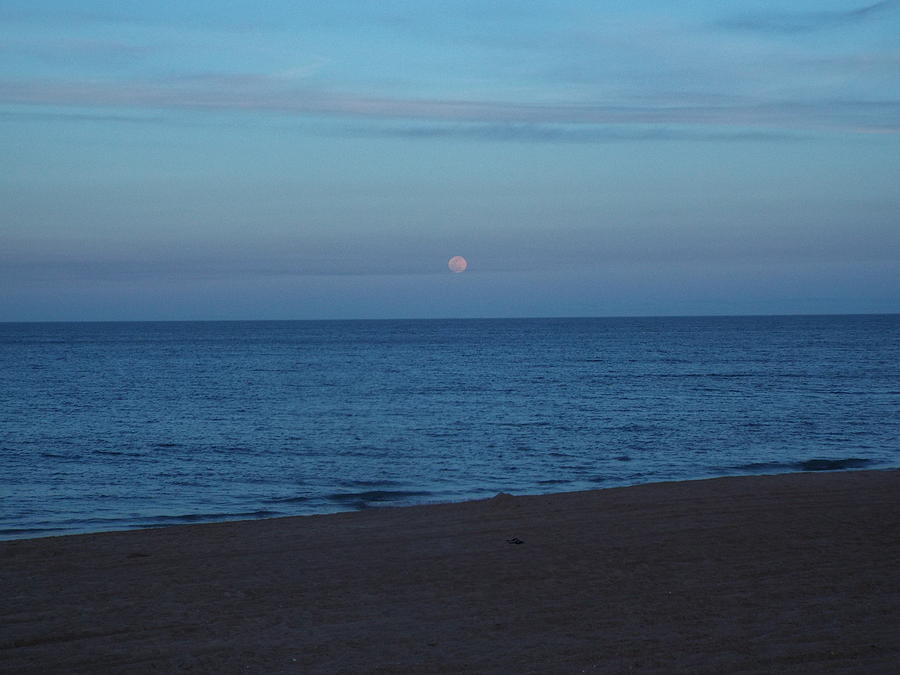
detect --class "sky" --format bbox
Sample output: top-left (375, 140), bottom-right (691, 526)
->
top-left (2, 0), bottom-right (899, 321)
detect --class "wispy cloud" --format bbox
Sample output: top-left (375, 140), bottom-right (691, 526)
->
top-left (4, 4), bottom-right (898, 140)
top-left (345, 123), bottom-right (805, 143)
top-left (0, 5), bottom-right (267, 31)
top-left (1, 76), bottom-right (897, 135)
top-left (720, 0), bottom-right (898, 33)
top-left (0, 37), bottom-right (153, 64)
top-left (0, 109), bottom-right (166, 125)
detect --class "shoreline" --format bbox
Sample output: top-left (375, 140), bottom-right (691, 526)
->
top-left (3, 469), bottom-right (898, 673)
top-left (4, 462), bottom-right (896, 543)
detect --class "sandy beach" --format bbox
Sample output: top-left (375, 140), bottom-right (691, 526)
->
top-left (2, 469), bottom-right (898, 674)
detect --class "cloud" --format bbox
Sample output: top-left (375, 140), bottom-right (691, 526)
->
top-left (0, 241), bottom-right (444, 282)
top-left (720, 0), bottom-right (898, 33)
top-left (344, 123), bottom-right (804, 143)
top-left (0, 37), bottom-right (153, 64)
top-left (0, 4), bottom-right (267, 31)
top-left (1, 76), bottom-right (898, 135)
top-left (0, 109), bottom-right (166, 124)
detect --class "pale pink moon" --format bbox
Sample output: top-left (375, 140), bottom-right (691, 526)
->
top-left (448, 255), bottom-right (468, 273)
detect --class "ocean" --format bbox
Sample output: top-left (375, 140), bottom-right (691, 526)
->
top-left (2, 315), bottom-right (898, 540)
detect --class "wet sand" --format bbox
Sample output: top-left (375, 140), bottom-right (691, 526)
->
top-left (2, 469), bottom-right (898, 674)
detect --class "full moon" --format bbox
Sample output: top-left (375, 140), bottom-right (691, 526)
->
top-left (448, 255), bottom-right (468, 273)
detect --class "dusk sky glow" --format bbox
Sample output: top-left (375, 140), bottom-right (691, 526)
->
top-left (2, 1), bottom-right (899, 320)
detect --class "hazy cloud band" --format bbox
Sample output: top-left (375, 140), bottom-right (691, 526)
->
top-left (2, 78), bottom-right (898, 134)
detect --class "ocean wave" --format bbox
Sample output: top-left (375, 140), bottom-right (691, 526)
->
top-left (652, 372), bottom-right (761, 379)
top-left (136, 509), bottom-right (282, 524)
top-left (497, 421), bottom-right (553, 428)
top-left (338, 479), bottom-right (404, 488)
top-left (325, 490), bottom-right (434, 507)
top-left (731, 457), bottom-right (875, 473)
top-left (797, 458), bottom-right (875, 471)
top-left (0, 527), bottom-right (66, 536)
top-left (609, 424), bottom-right (658, 433)
top-left (265, 495), bottom-right (310, 504)
top-left (93, 449), bottom-right (140, 457)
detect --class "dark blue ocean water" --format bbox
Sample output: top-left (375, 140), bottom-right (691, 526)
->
top-left (2, 315), bottom-right (898, 540)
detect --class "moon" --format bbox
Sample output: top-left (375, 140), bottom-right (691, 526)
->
top-left (448, 255), bottom-right (468, 273)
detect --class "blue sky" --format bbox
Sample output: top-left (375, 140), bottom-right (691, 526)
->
top-left (2, 0), bottom-right (899, 320)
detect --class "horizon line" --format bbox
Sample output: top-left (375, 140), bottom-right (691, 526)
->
top-left (2, 311), bottom-right (898, 325)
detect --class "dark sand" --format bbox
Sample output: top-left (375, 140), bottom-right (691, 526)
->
top-left (2, 470), bottom-right (898, 674)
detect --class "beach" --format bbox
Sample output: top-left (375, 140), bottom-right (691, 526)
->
top-left (2, 469), bottom-right (898, 674)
